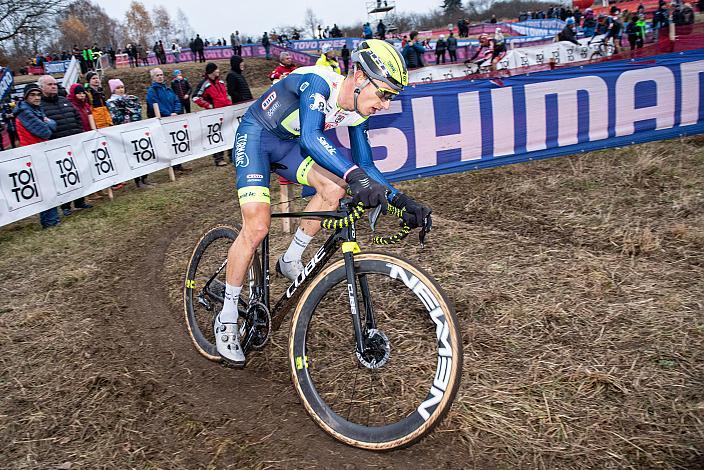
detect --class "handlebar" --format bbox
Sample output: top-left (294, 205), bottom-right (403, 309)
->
top-left (321, 200), bottom-right (413, 246)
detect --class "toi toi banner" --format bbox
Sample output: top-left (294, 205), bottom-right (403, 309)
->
top-left (0, 104), bottom-right (250, 227)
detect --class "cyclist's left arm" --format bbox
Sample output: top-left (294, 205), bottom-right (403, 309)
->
top-left (349, 120), bottom-right (432, 230)
top-left (348, 120), bottom-right (398, 200)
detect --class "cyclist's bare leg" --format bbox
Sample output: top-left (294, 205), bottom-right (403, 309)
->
top-left (226, 202), bottom-right (271, 286)
top-left (278, 163), bottom-right (346, 279)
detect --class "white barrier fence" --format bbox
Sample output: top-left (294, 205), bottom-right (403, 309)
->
top-left (0, 103), bottom-right (250, 227)
top-left (408, 36), bottom-right (610, 83)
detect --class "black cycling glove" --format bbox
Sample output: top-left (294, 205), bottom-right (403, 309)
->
top-left (346, 168), bottom-right (388, 212)
top-left (391, 192), bottom-right (433, 231)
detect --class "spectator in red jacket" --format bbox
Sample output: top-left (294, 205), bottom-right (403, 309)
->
top-left (13, 83), bottom-right (60, 228)
top-left (67, 84), bottom-right (93, 131)
top-left (269, 52), bottom-right (297, 82)
top-left (193, 62), bottom-right (232, 166)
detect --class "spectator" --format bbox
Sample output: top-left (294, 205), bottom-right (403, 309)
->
top-left (14, 83), bottom-right (60, 228)
top-left (262, 32), bottom-right (271, 60)
top-left (363, 22), bottom-right (373, 39)
top-left (147, 68), bottom-right (181, 117)
top-left (435, 34), bottom-right (447, 64)
top-left (341, 44), bottom-right (350, 74)
top-left (193, 62), bottom-right (232, 167)
top-left (231, 30), bottom-right (242, 55)
top-left (146, 68), bottom-right (190, 174)
top-left (84, 71), bottom-right (113, 128)
top-left (558, 18), bottom-right (580, 45)
top-left (81, 45), bottom-right (94, 73)
top-left (106, 79), bottom-right (141, 125)
top-left (316, 44), bottom-right (341, 74)
top-left (652, 2), bottom-right (670, 42)
top-left (170, 69), bottom-right (192, 113)
top-left (193, 34), bottom-right (205, 62)
top-left (39, 75), bottom-right (92, 216)
top-left (153, 42), bottom-right (162, 64)
top-left (402, 31), bottom-right (425, 69)
top-left (490, 14), bottom-right (497, 24)
top-left (574, 7), bottom-right (582, 26)
top-left (226, 55), bottom-right (253, 104)
top-left (106, 79), bottom-right (153, 188)
top-left (171, 42), bottom-right (181, 63)
top-left (2, 101), bottom-right (19, 149)
top-left (377, 20), bottom-right (386, 40)
top-left (583, 8), bottom-right (597, 37)
top-left (138, 44), bottom-right (149, 67)
top-left (269, 52), bottom-right (297, 82)
top-left (457, 18), bottom-right (467, 37)
top-left (107, 46), bottom-right (116, 68)
top-left (626, 14), bottom-right (643, 50)
top-left (66, 84), bottom-right (92, 132)
top-left (447, 32), bottom-right (458, 62)
top-left (681, 3), bottom-right (695, 24)
top-left (127, 44), bottom-right (136, 67)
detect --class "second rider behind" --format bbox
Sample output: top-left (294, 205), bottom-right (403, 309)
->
top-left (216, 40), bottom-right (433, 366)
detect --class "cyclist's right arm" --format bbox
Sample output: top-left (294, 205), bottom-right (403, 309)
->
top-left (297, 74), bottom-right (356, 179)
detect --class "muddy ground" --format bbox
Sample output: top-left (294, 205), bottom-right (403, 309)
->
top-left (1, 134), bottom-right (702, 469)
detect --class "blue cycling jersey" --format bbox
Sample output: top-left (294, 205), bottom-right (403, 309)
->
top-left (234, 66), bottom-right (397, 205)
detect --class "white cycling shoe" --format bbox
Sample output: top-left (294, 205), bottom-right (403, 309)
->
top-left (276, 255), bottom-right (303, 282)
top-left (214, 313), bottom-right (245, 367)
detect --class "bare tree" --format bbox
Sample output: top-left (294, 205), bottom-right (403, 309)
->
top-left (54, 0), bottom-right (121, 50)
top-left (0, 0), bottom-right (69, 41)
top-left (57, 15), bottom-right (89, 49)
top-left (152, 5), bottom-right (173, 42)
top-left (303, 8), bottom-right (321, 39)
top-left (173, 8), bottom-right (193, 44)
top-left (124, 1), bottom-right (154, 46)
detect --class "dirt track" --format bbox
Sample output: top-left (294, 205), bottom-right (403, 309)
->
top-left (1, 138), bottom-right (703, 469)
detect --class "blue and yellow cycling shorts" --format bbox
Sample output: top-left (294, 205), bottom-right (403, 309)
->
top-left (232, 114), bottom-right (315, 205)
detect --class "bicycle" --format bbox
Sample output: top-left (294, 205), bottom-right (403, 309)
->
top-left (183, 199), bottom-right (463, 450)
top-left (588, 37), bottom-right (615, 61)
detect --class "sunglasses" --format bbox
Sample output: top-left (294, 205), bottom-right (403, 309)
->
top-left (366, 76), bottom-right (398, 102)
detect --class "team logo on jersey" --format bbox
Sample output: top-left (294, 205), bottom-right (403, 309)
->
top-left (309, 93), bottom-right (330, 113)
top-left (235, 133), bottom-right (249, 168)
top-left (261, 91), bottom-right (277, 110)
top-left (317, 136), bottom-right (336, 156)
top-left (299, 81), bottom-right (309, 92)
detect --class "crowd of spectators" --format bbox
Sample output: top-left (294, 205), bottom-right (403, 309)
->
top-left (2, 53), bottom-right (257, 228)
top-left (554, 1), bottom-right (697, 51)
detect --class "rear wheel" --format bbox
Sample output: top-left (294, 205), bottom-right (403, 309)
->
top-left (289, 253), bottom-right (463, 450)
top-left (183, 225), bottom-right (261, 361)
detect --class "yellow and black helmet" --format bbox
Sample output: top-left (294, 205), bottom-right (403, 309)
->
top-left (351, 39), bottom-right (408, 93)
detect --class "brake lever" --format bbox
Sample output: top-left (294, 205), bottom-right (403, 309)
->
top-left (418, 215), bottom-right (432, 248)
top-left (368, 204), bottom-right (383, 232)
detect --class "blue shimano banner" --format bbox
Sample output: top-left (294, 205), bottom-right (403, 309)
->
top-left (327, 49), bottom-right (704, 183)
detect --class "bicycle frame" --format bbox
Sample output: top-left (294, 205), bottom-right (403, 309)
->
top-left (242, 203), bottom-right (371, 355)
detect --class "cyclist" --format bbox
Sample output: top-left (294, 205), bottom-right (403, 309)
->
top-left (216, 39), bottom-right (433, 365)
top-left (464, 33), bottom-right (493, 68)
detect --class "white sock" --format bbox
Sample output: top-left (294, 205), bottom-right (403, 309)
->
top-left (283, 227), bottom-right (313, 262)
top-left (219, 283), bottom-right (242, 323)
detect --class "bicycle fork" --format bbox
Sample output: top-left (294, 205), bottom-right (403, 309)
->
top-left (343, 249), bottom-right (378, 360)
